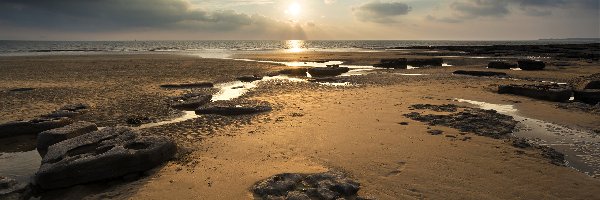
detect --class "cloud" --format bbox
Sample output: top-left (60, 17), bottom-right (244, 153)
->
top-left (0, 0), bottom-right (304, 39)
top-left (324, 0), bottom-right (336, 5)
top-left (353, 1), bottom-right (412, 23)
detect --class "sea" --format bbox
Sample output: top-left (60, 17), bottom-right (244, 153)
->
top-left (0, 39), bottom-right (598, 57)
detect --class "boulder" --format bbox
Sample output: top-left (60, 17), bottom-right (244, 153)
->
top-left (251, 172), bottom-right (363, 199)
top-left (307, 66), bottom-right (350, 77)
top-left (0, 117), bottom-right (73, 138)
top-left (196, 99), bottom-right (272, 116)
top-left (373, 58), bottom-right (407, 69)
top-left (498, 84), bottom-right (572, 102)
top-left (160, 82), bottom-right (214, 89)
top-left (453, 70), bottom-right (508, 77)
top-left (518, 60), bottom-right (545, 70)
top-left (574, 89), bottom-right (600, 105)
top-left (279, 67), bottom-right (311, 76)
top-left (407, 58), bottom-right (443, 67)
top-left (169, 93), bottom-right (213, 110)
top-left (34, 127), bottom-right (176, 189)
top-left (487, 61), bottom-right (515, 69)
top-left (571, 73), bottom-right (600, 90)
top-left (37, 121), bottom-right (98, 156)
top-left (237, 75), bottom-right (263, 82)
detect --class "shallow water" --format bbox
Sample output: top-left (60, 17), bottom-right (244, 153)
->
top-left (0, 150), bottom-right (41, 183)
top-left (456, 99), bottom-right (600, 177)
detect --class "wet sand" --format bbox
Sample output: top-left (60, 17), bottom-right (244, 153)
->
top-left (1, 52), bottom-right (600, 199)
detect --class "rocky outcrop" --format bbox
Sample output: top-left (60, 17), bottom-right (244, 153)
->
top-left (407, 58), bottom-right (443, 67)
top-left (409, 104), bottom-right (459, 112)
top-left (237, 75), bottom-right (263, 82)
top-left (373, 58), bottom-right (407, 69)
top-left (571, 73), bottom-right (600, 90)
top-left (279, 67), bottom-right (311, 76)
top-left (34, 127), bottom-right (176, 189)
top-left (453, 70), bottom-right (508, 77)
top-left (574, 89), bottom-right (600, 105)
top-left (37, 121), bottom-right (98, 156)
top-left (498, 84), bottom-right (572, 102)
top-left (518, 60), bottom-right (545, 70)
top-left (196, 99), bottom-right (272, 116)
top-left (404, 107), bottom-right (518, 139)
top-left (160, 82), bottom-right (214, 89)
top-left (251, 172), bottom-right (364, 200)
top-left (41, 103), bottom-right (90, 118)
top-left (487, 61), bottom-right (515, 69)
top-left (169, 93), bottom-right (213, 110)
top-left (0, 117), bottom-right (73, 138)
top-left (307, 66), bottom-right (350, 77)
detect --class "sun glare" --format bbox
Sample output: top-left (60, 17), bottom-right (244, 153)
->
top-left (286, 40), bottom-right (305, 53)
top-left (286, 3), bottom-right (301, 17)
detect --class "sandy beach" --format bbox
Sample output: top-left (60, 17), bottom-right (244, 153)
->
top-left (1, 47), bottom-right (599, 200)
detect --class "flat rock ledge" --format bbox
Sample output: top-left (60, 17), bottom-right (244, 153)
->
top-left (498, 84), bottom-right (572, 102)
top-left (34, 127), bottom-right (176, 189)
top-left (453, 70), bottom-right (508, 77)
top-left (251, 172), bottom-right (366, 200)
top-left (0, 117), bottom-right (73, 138)
top-left (160, 82), bottom-right (214, 89)
top-left (37, 121), bottom-right (98, 157)
top-left (169, 93), bottom-right (213, 110)
top-left (308, 66), bottom-right (350, 77)
top-left (404, 106), bottom-right (518, 139)
top-left (196, 99), bottom-right (272, 116)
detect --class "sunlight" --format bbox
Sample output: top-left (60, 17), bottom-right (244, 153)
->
top-left (285, 40), bottom-right (305, 53)
top-left (286, 3), bottom-right (301, 17)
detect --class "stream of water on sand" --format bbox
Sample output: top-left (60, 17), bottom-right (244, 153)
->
top-left (456, 99), bottom-right (600, 178)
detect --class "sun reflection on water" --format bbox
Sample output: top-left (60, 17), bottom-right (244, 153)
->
top-left (285, 40), bottom-right (305, 53)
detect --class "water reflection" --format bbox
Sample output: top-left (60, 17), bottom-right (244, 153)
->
top-left (285, 40), bottom-right (305, 53)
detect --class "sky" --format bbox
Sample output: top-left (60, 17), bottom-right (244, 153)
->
top-left (0, 0), bottom-right (598, 40)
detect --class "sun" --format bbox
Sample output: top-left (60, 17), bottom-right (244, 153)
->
top-left (286, 3), bottom-right (301, 17)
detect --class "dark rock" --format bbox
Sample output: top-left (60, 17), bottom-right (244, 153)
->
top-left (37, 121), bottom-right (98, 156)
top-left (518, 60), bottom-right (545, 70)
top-left (125, 116), bottom-right (150, 125)
top-left (196, 99), bottom-right (272, 116)
top-left (571, 73), bottom-right (600, 90)
top-left (407, 58), bottom-right (443, 67)
top-left (404, 108), bottom-right (518, 139)
top-left (308, 77), bottom-right (348, 83)
top-left (60, 103), bottom-right (90, 112)
top-left (307, 66), bottom-right (350, 77)
top-left (498, 84), bottom-right (572, 102)
top-left (251, 171), bottom-right (364, 199)
top-left (487, 61), bottom-right (515, 69)
top-left (0, 176), bottom-right (27, 199)
top-left (373, 58), bottom-right (408, 69)
top-left (8, 88), bottom-right (35, 92)
top-left (279, 67), bottom-right (311, 76)
top-left (169, 93), bottom-right (213, 110)
top-left (511, 138), bottom-right (532, 149)
top-left (539, 146), bottom-right (566, 166)
top-left (409, 104), bottom-right (459, 112)
top-left (427, 130), bottom-right (444, 135)
top-left (398, 122), bottom-right (409, 125)
top-left (453, 70), bottom-right (508, 77)
top-left (0, 117), bottom-right (73, 138)
top-left (237, 75), bottom-right (263, 82)
top-left (574, 89), bottom-right (600, 105)
top-left (34, 127), bottom-right (176, 189)
top-left (41, 103), bottom-right (90, 118)
top-left (160, 82), bottom-right (214, 89)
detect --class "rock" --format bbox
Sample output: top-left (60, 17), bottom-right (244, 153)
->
top-left (41, 103), bottom-right (90, 118)
top-left (169, 93), bottom-right (213, 110)
top-left (34, 127), bottom-right (176, 189)
top-left (279, 67), bottom-right (311, 76)
top-left (511, 138), bottom-right (532, 148)
top-left (308, 77), bottom-right (348, 83)
top-left (125, 116), bottom-right (150, 125)
top-left (571, 73), bottom-right (600, 90)
top-left (0, 176), bottom-right (27, 199)
top-left (0, 117), bottom-right (73, 138)
top-left (487, 61), bottom-right (515, 69)
top-left (373, 58), bottom-right (408, 69)
top-left (398, 122), bottom-right (409, 125)
top-left (37, 121), bottom-right (98, 156)
top-left (539, 146), bottom-right (565, 166)
top-left (518, 60), bottom-right (545, 70)
top-left (409, 104), bottom-right (459, 112)
top-left (498, 84), bottom-right (572, 102)
top-left (407, 58), bottom-right (443, 67)
top-left (574, 89), bottom-right (600, 105)
top-left (453, 70), bottom-right (507, 77)
top-left (8, 88), bottom-right (35, 92)
top-left (160, 82), bottom-right (214, 89)
top-left (404, 107), bottom-right (518, 139)
top-left (237, 75), bottom-right (263, 82)
top-left (60, 103), bottom-right (90, 112)
top-left (251, 172), bottom-right (364, 199)
top-left (307, 66), bottom-right (350, 77)
top-left (427, 130), bottom-right (444, 135)
top-left (196, 99), bottom-right (272, 116)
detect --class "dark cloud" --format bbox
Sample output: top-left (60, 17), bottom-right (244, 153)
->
top-left (429, 0), bottom-right (599, 23)
top-left (0, 0), bottom-right (304, 38)
top-left (353, 1), bottom-right (412, 23)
